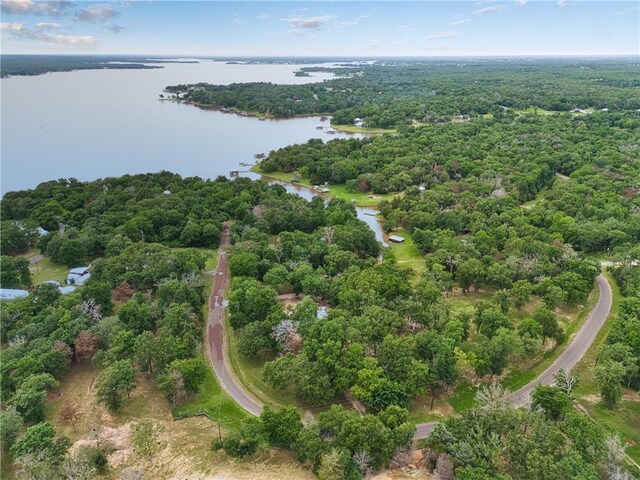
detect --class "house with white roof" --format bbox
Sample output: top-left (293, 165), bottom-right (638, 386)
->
top-left (0, 289), bottom-right (29, 300)
top-left (67, 266), bottom-right (91, 285)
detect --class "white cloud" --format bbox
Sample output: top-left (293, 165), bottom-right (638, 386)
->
top-left (473, 5), bottom-right (506, 15)
top-left (450, 19), bottom-right (470, 26)
top-left (74, 4), bottom-right (120, 23)
top-left (1, 0), bottom-right (74, 16)
top-left (31, 31), bottom-right (98, 45)
top-left (285, 15), bottom-right (331, 29)
top-left (557, 0), bottom-right (567, 7)
top-left (516, 0), bottom-right (529, 5)
top-left (2, 19), bottom-right (98, 46)
top-left (1, 21), bottom-right (27, 31)
top-left (36, 21), bottom-right (62, 29)
top-left (256, 14), bottom-right (269, 21)
top-left (426, 31), bottom-right (458, 42)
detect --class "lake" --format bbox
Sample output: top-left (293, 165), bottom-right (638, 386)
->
top-left (0, 60), bottom-right (362, 193)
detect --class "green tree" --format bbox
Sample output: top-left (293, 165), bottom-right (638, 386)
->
top-left (95, 360), bottom-right (136, 411)
top-left (167, 358), bottom-right (207, 396)
top-left (260, 405), bottom-right (303, 449)
top-left (531, 385), bottom-right (571, 421)
top-left (229, 251), bottom-right (259, 278)
top-left (510, 280), bottom-right (533, 310)
top-left (594, 360), bottom-right (626, 408)
top-left (10, 422), bottom-right (69, 461)
top-left (0, 406), bottom-right (24, 452)
top-left (0, 256), bottom-right (32, 289)
top-left (57, 238), bottom-right (88, 267)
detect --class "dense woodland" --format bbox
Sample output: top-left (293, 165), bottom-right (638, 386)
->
top-left (2, 58), bottom-right (640, 479)
top-left (166, 59), bottom-right (640, 126)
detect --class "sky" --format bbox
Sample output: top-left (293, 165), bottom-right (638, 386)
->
top-left (1, 0), bottom-right (638, 57)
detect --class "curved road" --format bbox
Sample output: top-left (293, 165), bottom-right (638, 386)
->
top-left (206, 231), bottom-right (612, 439)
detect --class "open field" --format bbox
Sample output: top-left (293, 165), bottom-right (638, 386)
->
top-left (331, 124), bottom-right (397, 134)
top-left (21, 362), bottom-right (312, 480)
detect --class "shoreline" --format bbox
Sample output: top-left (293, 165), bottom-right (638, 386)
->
top-left (166, 99), bottom-right (392, 134)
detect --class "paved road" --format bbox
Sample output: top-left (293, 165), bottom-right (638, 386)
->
top-left (205, 243), bottom-right (612, 438)
top-left (206, 223), bottom-right (263, 416)
top-left (415, 274), bottom-right (612, 438)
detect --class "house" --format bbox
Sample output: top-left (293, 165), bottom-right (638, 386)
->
top-left (37, 227), bottom-right (49, 236)
top-left (570, 108), bottom-right (587, 114)
top-left (59, 286), bottom-right (77, 295)
top-left (44, 280), bottom-right (61, 286)
top-left (317, 306), bottom-right (327, 319)
top-left (354, 121), bottom-right (365, 128)
top-left (67, 266), bottom-right (91, 285)
top-left (0, 289), bottom-right (29, 300)
top-left (601, 108), bottom-right (609, 112)
top-left (320, 188), bottom-right (330, 194)
top-left (388, 235), bottom-right (406, 243)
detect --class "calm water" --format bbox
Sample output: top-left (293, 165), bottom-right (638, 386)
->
top-left (1, 60), bottom-right (385, 239)
top-left (0, 60), bottom-right (359, 193)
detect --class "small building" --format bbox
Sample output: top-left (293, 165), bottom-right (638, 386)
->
top-left (0, 289), bottom-right (29, 300)
top-left (388, 235), bottom-right (406, 243)
top-left (601, 108), bottom-right (609, 112)
top-left (44, 280), bottom-right (61, 286)
top-left (59, 286), bottom-right (77, 295)
top-left (36, 227), bottom-right (49, 236)
top-left (67, 266), bottom-right (91, 285)
top-left (163, 190), bottom-right (172, 195)
top-left (317, 306), bottom-right (327, 319)
top-left (320, 188), bottom-right (330, 194)
top-left (354, 121), bottom-right (365, 128)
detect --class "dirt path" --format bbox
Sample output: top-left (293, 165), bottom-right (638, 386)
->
top-left (206, 223), bottom-right (262, 416)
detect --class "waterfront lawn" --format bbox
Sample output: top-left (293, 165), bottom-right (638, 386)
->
top-left (331, 124), bottom-right (397, 134)
top-left (251, 166), bottom-right (398, 207)
top-left (387, 228), bottom-right (423, 273)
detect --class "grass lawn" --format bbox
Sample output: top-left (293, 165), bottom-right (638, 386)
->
top-left (515, 106), bottom-right (556, 116)
top-left (29, 256), bottom-right (69, 284)
top-left (387, 228), bottom-right (424, 273)
top-left (331, 124), bottom-right (397, 134)
top-left (251, 165), bottom-right (397, 207)
top-left (173, 357), bottom-right (248, 431)
top-left (449, 384), bottom-right (478, 413)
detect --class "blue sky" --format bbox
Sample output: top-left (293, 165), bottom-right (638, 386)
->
top-left (1, 1), bottom-right (638, 56)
